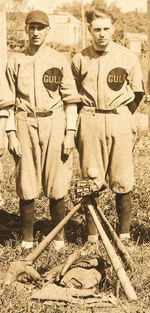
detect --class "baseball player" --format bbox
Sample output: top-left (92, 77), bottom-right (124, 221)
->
top-left (0, 67), bottom-right (14, 207)
top-left (6, 10), bottom-right (80, 250)
top-left (71, 8), bottom-right (144, 245)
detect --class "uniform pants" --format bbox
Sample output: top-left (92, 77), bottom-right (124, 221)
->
top-left (76, 106), bottom-right (136, 194)
top-left (15, 108), bottom-right (72, 200)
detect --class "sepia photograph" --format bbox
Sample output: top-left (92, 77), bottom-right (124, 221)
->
top-left (0, 1), bottom-right (149, 312)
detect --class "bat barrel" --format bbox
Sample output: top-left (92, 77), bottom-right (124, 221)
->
top-left (93, 200), bottom-right (133, 269)
top-left (88, 204), bottom-right (137, 301)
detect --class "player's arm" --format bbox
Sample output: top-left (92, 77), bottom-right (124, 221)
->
top-left (59, 55), bottom-right (80, 156)
top-left (63, 103), bottom-right (78, 156)
top-left (71, 53), bottom-right (82, 92)
top-left (127, 54), bottom-right (144, 114)
top-left (127, 91), bottom-right (144, 114)
top-left (6, 109), bottom-right (22, 157)
top-left (0, 66), bottom-right (15, 156)
top-left (71, 53), bottom-right (83, 113)
top-left (5, 58), bottom-right (22, 157)
top-left (0, 113), bottom-right (8, 157)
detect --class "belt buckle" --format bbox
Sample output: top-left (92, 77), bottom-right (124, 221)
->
top-left (112, 108), bottom-right (118, 114)
top-left (36, 111), bottom-right (53, 117)
top-left (47, 110), bottom-right (53, 117)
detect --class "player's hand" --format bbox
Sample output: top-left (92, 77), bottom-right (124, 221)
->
top-left (7, 131), bottom-right (22, 157)
top-left (63, 130), bottom-right (75, 156)
top-left (0, 117), bottom-right (8, 157)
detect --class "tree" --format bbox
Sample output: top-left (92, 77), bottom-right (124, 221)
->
top-left (56, 0), bottom-right (82, 20)
top-left (57, 0), bottom-right (125, 44)
top-left (90, 0), bottom-right (107, 9)
top-left (0, 0), bottom-right (28, 12)
top-left (123, 11), bottom-right (147, 34)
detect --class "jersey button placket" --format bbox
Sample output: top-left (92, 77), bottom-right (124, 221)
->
top-left (34, 59), bottom-right (42, 111)
top-left (97, 58), bottom-right (105, 109)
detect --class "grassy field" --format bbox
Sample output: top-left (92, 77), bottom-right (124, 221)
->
top-left (0, 52), bottom-right (149, 313)
top-left (0, 113), bottom-right (149, 313)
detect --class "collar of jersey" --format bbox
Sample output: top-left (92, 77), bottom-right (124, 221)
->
top-left (92, 41), bottom-right (113, 55)
top-left (27, 43), bottom-right (48, 57)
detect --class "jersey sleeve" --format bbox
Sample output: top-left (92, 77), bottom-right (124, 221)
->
top-left (59, 54), bottom-right (80, 104)
top-left (71, 53), bottom-right (82, 92)
top-left (0, 65), bottom-right (14, 110)
top-left (129, 53), bottom-right (144, 93)
top-left (6, 55), bottom-right (17, 105)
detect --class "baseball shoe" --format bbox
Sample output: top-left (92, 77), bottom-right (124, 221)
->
top-left (119, 234), bottom-right (134, 253)
top-left (21, 240), bottom-right (34, 249)
top-left (53, 240), bottom-right (65, 251)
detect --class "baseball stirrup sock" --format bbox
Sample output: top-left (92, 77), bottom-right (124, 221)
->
top-left (19, 199), bottom-right (34, 242)
top-left (49, 198), bottom-right (65, 241)
top-left (116, 192), bottom-right (131, 234)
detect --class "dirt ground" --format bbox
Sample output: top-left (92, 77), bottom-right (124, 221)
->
top-left (0, 112), bottom-right (149, 313)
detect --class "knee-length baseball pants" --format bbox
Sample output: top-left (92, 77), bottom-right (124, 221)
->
top-left (76, 106), bottom-right (136, 194)
top-left (14, 108), bottom-right (72, 200)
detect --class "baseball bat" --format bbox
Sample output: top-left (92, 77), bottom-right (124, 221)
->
top-left (92, 198), bottom-right (133, 269)
top-left (87, 204), bottom-right (137, 301)
top-left (4, 202), bottom-right (83, 286)
top-left (25, 202), bottom-right (82, 263)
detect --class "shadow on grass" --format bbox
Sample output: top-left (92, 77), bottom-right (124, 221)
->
top-left (0, 209), bottom-right (21, 243)
top-left (0, 208), bottom-right (86, 245)
top-left (34, 216), bottom-right (87, 245)
top-left (131, 221), bottom-right (150, 244)
top-left (65, 218), bottom-right (87, 244)
top-left (34, 219), bottom-right (53, 239)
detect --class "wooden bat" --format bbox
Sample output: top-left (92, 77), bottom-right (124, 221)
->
top-left (26, 202), bottom-right (82, 263)
top-left (92, 198), bottom-right (133, 270)
top-left (4, 202), bottom-right (82, 285)
top-left (87, 204), bottom-right (137, 301)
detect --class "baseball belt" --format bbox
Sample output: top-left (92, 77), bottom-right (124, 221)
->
top-left (27, 111), bottom-right (53, 118)
top-left (81, 107), bottom-right (118, 114)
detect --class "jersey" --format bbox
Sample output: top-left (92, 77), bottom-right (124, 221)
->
top-left (71, 41), bottom-right (144, 110)
top-left (6, 44), bottom-right (79, 116)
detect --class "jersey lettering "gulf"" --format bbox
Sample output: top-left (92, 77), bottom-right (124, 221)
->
top-left (43, 68), bottom-right (62, 91)
top-left (107, 67), bottom-right (127, 91)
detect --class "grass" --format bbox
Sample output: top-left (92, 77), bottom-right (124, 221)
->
top-left (0, 115), bottom-right (149, 312)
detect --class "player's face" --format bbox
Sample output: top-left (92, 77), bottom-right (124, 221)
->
top-left (89, 17), bottom-right (114, 50)
top-left (26, 23), bottom-right (49, 46)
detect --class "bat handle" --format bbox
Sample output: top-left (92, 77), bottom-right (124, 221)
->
top-left (25, 202), bottom-right (82, 263)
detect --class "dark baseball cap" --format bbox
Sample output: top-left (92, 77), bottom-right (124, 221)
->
top-left (25, 10), bottom-right (49, 26)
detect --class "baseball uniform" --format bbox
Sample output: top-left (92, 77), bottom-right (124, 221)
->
top-left (72, 41), bottom-right (144, 193)
top-left (6, 45), bottom-right (80, 200)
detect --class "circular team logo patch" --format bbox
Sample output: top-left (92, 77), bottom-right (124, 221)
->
top-left (42, 68), bottom-right (62, 91)
top-left (107, 67), bottom-right (127, 91)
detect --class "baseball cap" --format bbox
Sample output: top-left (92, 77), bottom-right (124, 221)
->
top-left (25, 10), bottom-right (49, 26)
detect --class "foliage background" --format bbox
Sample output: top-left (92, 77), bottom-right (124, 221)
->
top-left (6, 0), bottom-right (148, 51)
